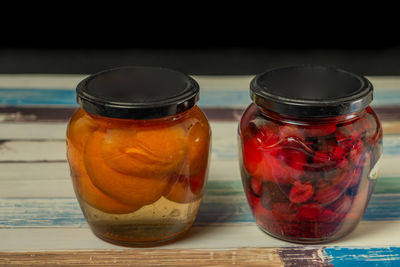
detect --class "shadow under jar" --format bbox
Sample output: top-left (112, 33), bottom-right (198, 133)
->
top-left (66, 67), bottom-right (211, 246)
top-left (238, 66), bottom-right (382, 244)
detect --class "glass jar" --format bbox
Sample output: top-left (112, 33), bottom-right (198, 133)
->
top-left (66, 67), bottom-right (211, 246)
top-left (238, 66), bottom-right (383, 243)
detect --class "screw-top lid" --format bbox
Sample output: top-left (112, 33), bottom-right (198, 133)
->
top-left (250, 65), bottom-right (373, 118)
top-left (76, 66), bottom-right (199, 119)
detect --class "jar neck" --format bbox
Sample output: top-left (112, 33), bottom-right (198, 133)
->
top-left (83, 106), bottom-right (192, 125)
top-left (257, 105), bottom-right (367, 126)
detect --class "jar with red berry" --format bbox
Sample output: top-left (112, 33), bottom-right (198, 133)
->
top-left (238, 66), bottom-right (383, 243)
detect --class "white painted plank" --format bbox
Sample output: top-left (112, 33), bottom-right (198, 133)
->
top-left (0, 154), bottom-right (397, 198)
top-left (0, 140), bottom-right (66, 161)
top-left (0, 122), bottom-right (67, 139)
top-left (0, 160), bottom-right (241, 197)
top-left (1, 221), bottom-right (400, 251)
top-left (0, 179), bottom-right (74, 198)
top-left (0, 121), bottom-right (239, 161)
top-left (0, 121), bottom-right (235, 140)
top-left (0, 121), bottom-right (396, 161)
top-left (0, 163), bottom-right (69, 181)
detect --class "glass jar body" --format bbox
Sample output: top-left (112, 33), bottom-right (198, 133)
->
top-left (238, 103), bottom-right (382, 243)
top-left (66, 106), bottom-right (211, 246)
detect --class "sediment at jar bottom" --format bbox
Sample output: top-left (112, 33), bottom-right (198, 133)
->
top-left (79, 195), bottom-right (202, 246)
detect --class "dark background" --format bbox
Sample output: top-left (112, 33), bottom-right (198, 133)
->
top-left (1, 22), bottom-right (399, 76)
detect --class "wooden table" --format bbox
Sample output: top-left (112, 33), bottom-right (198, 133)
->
top-left (0, 75), bottom-right (399, 266)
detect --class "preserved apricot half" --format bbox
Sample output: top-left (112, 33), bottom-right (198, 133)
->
top-left (66, 108), bottom-right (98, 149)
top-left (84, 131), bottom-right (169, 207)
top-left (182, 106), bottom-right (211, 175)
top-left (164, 168), bottom-right (207, 203)
top-left (67, 145), bottom-right (140, 214)
top-left (101, 125), bottom-right (187, 177)
top-left (164, 177), bottom-right (193, 204)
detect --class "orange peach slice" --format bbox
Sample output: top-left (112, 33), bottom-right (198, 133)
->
top-left (66, 108), bottom-right (98, 150)
top-left (67, 110), bottom-right (139, 214)
top-left (164, 168), bottom-right (207, 204)
top-left (67, 145), bottom-right (140, 214)
top-left (100, 125), bottom-right (187, 177)
top-left (182, 106), bottom-right (211, 175)
top-left (84, 131), bottom-right (169, 207)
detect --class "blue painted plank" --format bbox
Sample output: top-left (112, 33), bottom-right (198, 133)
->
top-left (0, 183), bottom-right (400, 228)
top-left (0, 88), bottom-right (399, 107)
top-left (0, 89), bottom-right (76, 106)
top-left (325, 247), bottom-right (400, 266)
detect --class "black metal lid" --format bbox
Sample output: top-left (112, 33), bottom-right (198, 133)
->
top-left (250, 65), bottom-right (373, 118)
top-left (76, 66), bottom-right (199, 119)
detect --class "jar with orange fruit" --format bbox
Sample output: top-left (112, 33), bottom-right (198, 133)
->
top-left (66, 67), bottom-right (211, 246)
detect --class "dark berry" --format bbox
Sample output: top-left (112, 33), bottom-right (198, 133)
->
top-left (301, 124), bottom-right (336, 137)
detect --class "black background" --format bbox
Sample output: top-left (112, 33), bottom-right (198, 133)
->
top-left (1, 16), bottom-right (399, 76)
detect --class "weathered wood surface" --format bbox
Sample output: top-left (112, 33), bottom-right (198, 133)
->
top-left (1, 75), bottom-right (400, 266)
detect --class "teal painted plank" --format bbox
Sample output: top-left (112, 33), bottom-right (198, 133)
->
top-left (325, 247), bottom-right (400, 266)
top-left (0, 88), bottom-right (399, 107)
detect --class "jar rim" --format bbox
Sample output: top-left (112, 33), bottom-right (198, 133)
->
top-left (76, 66), bottom-right (199, 120)
top-left (250, 65), bottom-right (373, 118)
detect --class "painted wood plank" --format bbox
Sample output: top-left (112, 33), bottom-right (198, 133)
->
top-left (1, 191), bottom-right (400, 229)
top-left (1, 165), bottom-right (400, 198)
top-left (1, 221), bottom-right (400, 251)
top-left (0, 122), bottom-right (67, 139)
top-left (2, 87), bottom-right (400, 108)
top-left (277, 247), bottom-right (331, 266)
top-left (1, 106), bottom-right (400, 123)
top-left (0, 75), bottom-right (399, 109)
top-left (0, 248), bottom-right (284, 266)
top-left (324, 246), bottom-right (400, 266)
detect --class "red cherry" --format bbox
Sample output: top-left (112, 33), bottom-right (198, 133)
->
top-left (297, 203), bottom-right (323, 221)
top-left (251, 195), bottom-right (274, 221)
top-left (349, 140), bottom-right (364, 163)
top-left (247, 193), bottom-right (260, 209)
top-left (250, 176), bottom-right (263, 196)
top-left (313, 184), bottom-right (342, 206)
top-left (346, 168), bottom-right (363, 188)
top-left (313, 151), bottom-right (331, 164)
top-left (320, 208), bottom-right (344, 223)
top-left (356, 152), bottom-right (371, 168)
top-left (272, 202), bottom-right (298, 222)
top-left (279, 125), bottom-right (304, 140)
top-left (262, 182), bottom-right (290, 208)
top-left (189, 169), bottom-right (207, 195)
top-left (329, 194), bottom-right (352, 215)
top-left (289, 180), bottom-right (314, 204)
top-left (242, 138), bottom-right (263, 175)
top-left (256, 124), bottom-right (280, 149)
top-left (331, 146), bottom-right (346, 161)
top-left (277, 147), bottom-right (308, 171)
